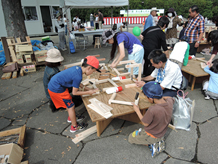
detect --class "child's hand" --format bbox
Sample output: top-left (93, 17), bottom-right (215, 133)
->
top-left (88, 88), bottom-right (99, 95)
top-left (135, 81), bottom-right (145, 88)
top-left (131, 102), bottom-right (140, 112)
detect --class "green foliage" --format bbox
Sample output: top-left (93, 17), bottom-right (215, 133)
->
top-left (70, 0), bottom-right (218, 22)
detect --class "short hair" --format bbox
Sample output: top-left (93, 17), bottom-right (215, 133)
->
top-left (184, 21), bottom-right (188, 28)
top-left (148, 49), bottom-right (167, 64)
top-left (157, 16), bottom-right (169, 28)
top-left (190, 5), bottom-right (199, 13)
top-left (82, 58), bottom-right (95, 69)
top-left (207, 30), bottom-right (218, 46)
top-left (45, 62), bottom-right (61, 67)
top-left (210, 59), bottom-right (218, 73)
top-left (64, 14), bottom-right (66, 17)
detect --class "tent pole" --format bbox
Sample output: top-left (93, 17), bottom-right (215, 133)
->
top-left (111, 6), bottom-right (113, 28)
top-left (127, 5), bottom-right (129, 32)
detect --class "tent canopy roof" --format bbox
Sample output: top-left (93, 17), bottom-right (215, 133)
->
top-left (63, 0), bottom-right (129, 8)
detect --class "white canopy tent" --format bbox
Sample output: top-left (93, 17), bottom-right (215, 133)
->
top-left (60, 0), bottom-right (129, 30)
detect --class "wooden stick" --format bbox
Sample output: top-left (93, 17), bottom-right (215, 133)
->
top-left (109, 100), bottom-right (133, 106)
top-left (98, 58), bottom-right (106, 61)
top-left (195, 58), bottom-right (207, 63)
top-left (108, 79), bottom-right (119, 87)
top-left (113, 68), bottom-right (121, 75)
top-left (12, 71), bottom-right (17, 79)
top-left (168, 124), bottom-right (177, 132)
top-left (125, 83), bottom-right (137, 88)
top-left (93, 55), bottom-right (100, 57)
top-left (108, 93), bottom-right (117, 104)
top-left (138, 63), bottom-right (142, 82)
top-left (119, 72), bottom-right (130, 76)
top-left (125, 63), bottom-right (141, 68)
top-left (64, 62), bottom-right (82, 69)
top-left (116, 68), bottom-right (124, 71)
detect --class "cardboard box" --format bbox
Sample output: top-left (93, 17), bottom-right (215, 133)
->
top-left (22, 65), bottom-right (36, 73)
top-left (0, 143), bottom-right (23, 164)
top-left (24, 54), bottom-right (32, 63)
top-left (34, 50), bottom-right (47, 62)
top-left (0, 126), bottom-right (26, 148)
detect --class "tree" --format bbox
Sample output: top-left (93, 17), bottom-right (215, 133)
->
top-left (1, 0), bottom-right (27, 41)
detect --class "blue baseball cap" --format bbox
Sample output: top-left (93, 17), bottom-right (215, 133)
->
top-left (142, 81), bottom-right (163, 99)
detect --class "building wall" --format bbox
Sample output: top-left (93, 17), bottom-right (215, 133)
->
top-left (0, 0), bottom-right (59, 37)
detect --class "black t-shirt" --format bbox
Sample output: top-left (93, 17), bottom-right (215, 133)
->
top-left (141, 26), bottom-right (168, 51)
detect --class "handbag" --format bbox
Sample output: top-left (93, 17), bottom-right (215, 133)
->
top-left (172, 90), bottom-right (195, 131)
top-left (2, 62), bottom-right (19, 73)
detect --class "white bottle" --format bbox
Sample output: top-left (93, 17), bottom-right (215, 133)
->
top-left (106, 86), bottom-right (123, 94)
top-left (111, 76), bottom-right (126, 81)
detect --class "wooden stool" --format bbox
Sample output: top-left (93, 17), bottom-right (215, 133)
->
top-left (94, 37), bottom-right (101, 48)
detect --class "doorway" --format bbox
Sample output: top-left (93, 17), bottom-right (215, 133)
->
top-left (40, 6), bottom-right (52, 32)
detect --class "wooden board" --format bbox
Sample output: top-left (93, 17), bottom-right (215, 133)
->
top-left (0, 125), bottom-right (26, 148)
top-left (1, 37), bottom-right (11, 63)
top-left (1, 72), bottom-right (12, 80)
top-left (12, 71), bottom-right (17, 79)
top-left (182, 60), bottom-right (209, 77)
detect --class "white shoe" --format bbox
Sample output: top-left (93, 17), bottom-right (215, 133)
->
top-left (62, 48), bottom-right (67, 51)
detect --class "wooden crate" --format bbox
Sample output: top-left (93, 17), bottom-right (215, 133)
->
top-left (0, 125), bottom-right (26, 148)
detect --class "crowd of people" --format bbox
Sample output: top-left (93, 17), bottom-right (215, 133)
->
top-left (48, 5), bottom-right (218, 158)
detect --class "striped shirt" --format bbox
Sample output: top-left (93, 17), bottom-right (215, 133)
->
top-left (185, 14), bottom-right (205, 43)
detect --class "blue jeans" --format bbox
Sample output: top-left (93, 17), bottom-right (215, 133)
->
top-left (65, 25), bottom-right (67, 35)
top-left (91, 21), bottom-right (94, 27)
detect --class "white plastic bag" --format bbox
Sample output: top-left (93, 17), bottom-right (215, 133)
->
top-left (172, 90), bottom-right (195, 131)
top-left (70, 33), bottom-right (75, 40)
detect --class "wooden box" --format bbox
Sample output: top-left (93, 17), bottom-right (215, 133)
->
top-left (16, 55), bottom-right (24, 64)
top-left (24, 54), bottom-right (32, 63)
top-left (22, 65), bottom-right (36, 73)
top-left (0, 125), bottom-right (26, 148)
top-left (16, 45), bottom-right (32, 53)
top-left (34, 50), bottom-right (47, 62)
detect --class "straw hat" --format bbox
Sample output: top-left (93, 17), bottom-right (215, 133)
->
top-left (102, 30), bottom-right (116, 44)
top-left (45, 48), bottom-right (64, 63)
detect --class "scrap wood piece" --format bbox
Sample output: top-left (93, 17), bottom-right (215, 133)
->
top-left (87, 104), bottom-right (113, 119)
top-left (72, 125), bottom-right (97, 144)
top-left (1, 72), bottom-right (12, 80)
top-left (108, 92), bottom-right (132, 106)
top-left (125, 83), bottom-right (137, 88)
top-left (108, 79), bottom-right (118, 87)
top-left (12, 71), bottom-right (17, 79)
top-left (8, 46), bottom-right (17, 62)
top-left (81, 78), bottom-right (96, 85)
top-left (194, 57), bottom-right (207, 63)
top-left (20, 68), bottom-right (24, 76)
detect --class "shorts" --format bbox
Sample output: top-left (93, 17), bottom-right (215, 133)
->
top-left (48, 89), bottom-right (74, 109)
top-left (128, 128), bottom-right (163, 145)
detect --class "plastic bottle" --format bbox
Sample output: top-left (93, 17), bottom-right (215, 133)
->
top-left (111, 76), bottom-right (126, 81)
top-left (106, 86), bottom-right (123, 94)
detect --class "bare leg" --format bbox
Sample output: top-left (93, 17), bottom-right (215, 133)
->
top-left (67, 105), bottom-right (77, 126)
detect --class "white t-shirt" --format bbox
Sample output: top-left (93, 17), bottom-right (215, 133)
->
top-left (63, 18), bottom-right (67, 25)
top-left (55, 19), bottom-right (64, 33)
top-left (151, 60), bottom-right (182, 90)
top-left (95, 17), bottom-right (99, 21)
top-left (170, 42), bottom-right (188, 63)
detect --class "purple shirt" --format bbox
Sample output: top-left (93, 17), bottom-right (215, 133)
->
top-left (116, 32), bottom-right (142, 54)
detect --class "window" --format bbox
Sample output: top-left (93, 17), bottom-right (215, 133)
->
top-left (24, 7), bottom-right (38, 21)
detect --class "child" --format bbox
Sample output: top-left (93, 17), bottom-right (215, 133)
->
top-left (202, 59), bottom-right (218, 100)
top-left (128, 81), bottom-right (174, 157)
top-left (169, 35), bottom-right (190, 68)
top-left (48, 56), bottom-right (100, 132)
top-left (206, 30), bottom-right (218, 65)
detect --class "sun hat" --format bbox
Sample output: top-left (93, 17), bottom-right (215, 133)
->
top-left (142, 81), bottom-right (163, 99)
top-left (102, 30), bottom-right (116, 44)
top-left (45, 48), bottom-right (64, 63)
top-left (151, 7), bottom-right (159, 12)
top-left (166, 8), bottom-right (175, 15)
top-left (84, 56), bottom-right (101, 72)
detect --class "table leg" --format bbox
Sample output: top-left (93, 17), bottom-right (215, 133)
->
top-left (96, 118), bottom-right (113, 137)
top-left (191, 76), bottom-right (196, 91)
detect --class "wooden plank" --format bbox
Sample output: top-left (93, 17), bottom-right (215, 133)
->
top-left (16, 37), bottom-right (22, 43)
top-left (1, 73), bottom-right (8, 80)
top-left (26, 36), bottom-right (32, 45)
top-left (72, 125), bottom-right (97, 144)
top-left (1, 72), bottom-right (12, 80)
top-left (113, 68), bottom-right (121, 75)
top-left (125, 83), bottom-right (137, 88)
top-left (108, 93), bottom-right (117, 104)
top-left (20, 68), bottom-right (24, 76)
top-left (87, 104), bottom-right (113, 119)
top-left (119, 72), bottom-right (130, 76)
top-left (12, 71), bottom-right (17, 79)
top-left (138, 63), bottom-right (142, 82)
top-left (109, 100), bottom-right (133, 106)
top-left (1, 37), bottom-right (11, 62)
top-left (8, 46), bottom-right (17, 62)
top-left (98, 58), bottom-right (105, 61)
top-left (125, 63), bottom-right (141, 68)
top-left (108, 79), bottom-right (119, 87)
top-left (64, 62), bottom-right (82, 69)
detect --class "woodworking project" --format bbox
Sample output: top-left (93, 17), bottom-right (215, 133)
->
top-left (108, 93), bottom-right (133, 106)
top-left (87, 98), bottom-right (113, 119)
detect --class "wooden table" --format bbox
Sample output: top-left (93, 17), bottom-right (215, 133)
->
top-left (182, 60), bottom-right (209, 91)
top-left (82, 76), bottom-right (151, 137)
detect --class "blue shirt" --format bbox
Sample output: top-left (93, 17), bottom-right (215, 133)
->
top-left (116, 32), bottom-right (142, 54)
top-left (48, 66), bottom-right (82, 93)
top-left (204, 66), bottom-right (218, 94)
top-left (143, 15), bottom-right (154, 31)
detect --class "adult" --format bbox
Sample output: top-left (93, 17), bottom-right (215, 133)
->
top-left (63, 14), bottom-right (68, 35)
top-left (55, 14), bottom-right (67, 51)
top-left (94, 13), bottom-right (99, 29)
top-left (206, 30), bottom-right (218, 65)
top-left (102, 30), bottom-right (144, 75)
top-left (143, 7), bottom-right (159, 31)
top-left (140, 16), bottom-right (169, 77)
top-left (90, 14), bottom-right (94, 27)
top-left (71, 19), bottom-right (78, 31)
top-left (112, 22), bottom-right (125, 32)
top-left (98, 10), bottom-right (104, 29)
top-left (165, 8), bottom-right (182, 48)
top-left (136, 49), bottom-right (182, 97)
top-left (184, 5), bottom-right (205, 56)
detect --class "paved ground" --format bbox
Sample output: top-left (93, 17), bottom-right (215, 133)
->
top-left (0, 28), bottom-right (218, 164)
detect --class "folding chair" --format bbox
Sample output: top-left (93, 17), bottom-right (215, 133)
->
top-left (74, 33), bottom-right (88, 50)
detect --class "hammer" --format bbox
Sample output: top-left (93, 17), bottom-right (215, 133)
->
top-left (134, 92), bottom-right (140, 105)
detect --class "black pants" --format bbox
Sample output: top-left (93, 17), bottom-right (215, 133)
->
top-left (143, 48), bottom-right (155, 76)
top-left (163, 89), bottom-right (177, 97)
top-left (189, 42), bottom-right (197, 56)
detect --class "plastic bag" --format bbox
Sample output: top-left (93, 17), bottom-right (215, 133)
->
top-left (69, 41), bottom-right (75, 53)
top-left (70, 33), bottom-right (75, 40)
top-left (172, 90), bottom-right (195, 131)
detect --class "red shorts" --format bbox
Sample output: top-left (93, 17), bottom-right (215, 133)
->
top-left (48, 89), bottom-right (74, 109)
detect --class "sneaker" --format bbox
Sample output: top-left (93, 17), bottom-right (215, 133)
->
top-left (202, 90), bottom-right (210, 100)
top-left (150, 143), bottom-right (159, 158)
top-left (158, 140), bottom-right (165, 153)
top-left (70, 122), bottom-right (88, 133)
top-left (205, 95), bottom-right (210, 100)
top-left (67, 115), bottom-right (85, 123)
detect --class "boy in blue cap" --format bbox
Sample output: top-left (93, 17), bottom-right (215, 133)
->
top-left (128, 81), bottom-right (174, 157)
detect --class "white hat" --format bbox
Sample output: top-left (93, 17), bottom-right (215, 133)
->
top-left (178, 15), bottom-right (183, 20)
top-left (45, 48), bottom-right (64, 63)
top-left (151, 7), bottom-right (159, 12)
top-left (91, 14), bottom-right (93, 16)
